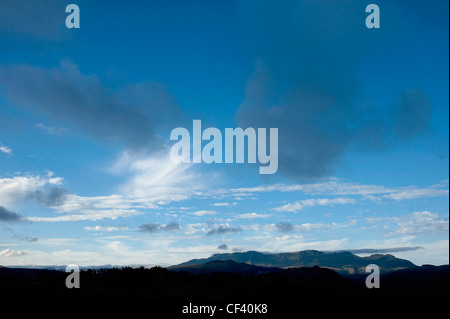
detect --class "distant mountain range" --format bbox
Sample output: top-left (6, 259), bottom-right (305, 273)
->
top-left (171, 250), bottom-right (417, 274)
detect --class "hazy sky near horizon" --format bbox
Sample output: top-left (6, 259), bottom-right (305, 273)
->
top-left (0, 0), bottom-right (448, 266)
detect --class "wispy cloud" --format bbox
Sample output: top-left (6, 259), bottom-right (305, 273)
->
top-left (0, 145), bottom-right (12, 155)
top-left (84, 226), bottom-right (129, 232)
top-left (35, 123), bottom-right (68, 136)
top-left (3, 227), bottom-right (37, 241)
top-left (232, 179), bottom-right (449, 202)
top-left (112, 150), bottom-right (206, 203)
top-left (367, 211), bottom-right (449, 236)
top-left (382, 188), bottom-right (449, 200)
top-left (274, 197), bottom-right (355, 213)
top-left (347, 246), bottom-right (423, 254)
top-left (27, 209), bottom-right (142, 222)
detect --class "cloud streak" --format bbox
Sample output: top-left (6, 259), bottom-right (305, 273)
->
top-left (232, 179), bottom-right (449, 202)
top-left (274, 197), bottom-right (355, 213)
top-left (347, 247), bottom-right (423, 254)
top-left (367, 211), bottom-right (449, 236)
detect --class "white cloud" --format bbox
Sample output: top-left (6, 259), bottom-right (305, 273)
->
top-left (0, 145), bottom-right (12, 155)
top-left (274, 197), bottom-right (355, 213)
top-left (111, 150), bottom-right (210, 205)
top-left (231, 179), bottom-right (449, 202)
top-left (27, 209), bottom-right (142, 222)
top-left (237, 212), bottom-right (270, 219)
top-left (84, 226), bottom-right (129, 232)
top-left (383, 189), bottom-right (449, 200)
top-left (212, 202), bottom-right (237, 207)
top-left (184, 223), bottom-right (208, 235)
top-left (366, 211), bottom-right (449, 236)
top-left (190, 210), bottom-right (217, 216)
top-left (0, 248), bottom-right (26, 257)
top-left (391, 211), bottom-right (449, 236)
top-left (0, 172), bottom-right (62, 207)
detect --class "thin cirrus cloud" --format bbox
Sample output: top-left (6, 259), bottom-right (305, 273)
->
top-left (274, 198), bottom-right (356, 213)
top-left (231, 179), bottom-right (449, 202)
top-left (35, 123), bottom-right (68, 136)
top-left (346, 247), bottom-right (423, 254)
top-left (3, 227), bottom-right (38, 242)
top-left (366, 211), bottom-right (449, 236)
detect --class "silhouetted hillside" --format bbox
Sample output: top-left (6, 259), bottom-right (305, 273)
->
top-left (1, 263), bottom-right (447, 302)
top-left (175, 250), bottom-right (416, 274)
top-left (170, 259), bottom-right (280, 275)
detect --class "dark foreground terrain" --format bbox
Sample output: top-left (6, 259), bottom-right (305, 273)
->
top-left (1, 261), bottom-right (448, 317)
top-left (1, 261), bottom-right (448, 301)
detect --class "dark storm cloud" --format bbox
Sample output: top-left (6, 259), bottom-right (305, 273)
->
top-left (0, 60), bottom-right (186, 151)
top-left (217, 244), bottom-right (228, 250)
top-left (276, 222), bottom-right (294, 232)
top-left (138, 222), bottom-right (181, 234)
top-left (0, 206), bottom-right (22, 222)
top-left (206, 225), bottom-right (242, 236)
top-left (236, 0), bottom-right (436, 180)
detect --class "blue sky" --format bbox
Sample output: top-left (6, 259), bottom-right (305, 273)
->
top-left (0, 0), bottom-right (448, 266)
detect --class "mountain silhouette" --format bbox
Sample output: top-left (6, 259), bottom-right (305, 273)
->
top-left (174, 250), bottom-right (416, 274)
top-left (169, 259), bottom-right (280, 275)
